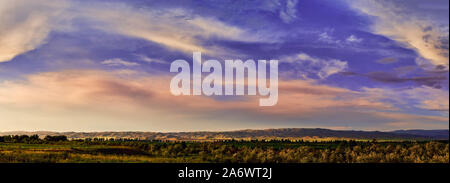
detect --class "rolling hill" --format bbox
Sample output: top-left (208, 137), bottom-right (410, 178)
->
top-left (1, 128), bottom-right (448, 141)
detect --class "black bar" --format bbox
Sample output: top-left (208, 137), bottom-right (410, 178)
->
top-left (0, 163), bottom-right (448, 182)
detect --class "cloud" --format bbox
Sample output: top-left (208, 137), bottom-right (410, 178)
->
top-left (76, 3), bottom-right (265, 55)
top-left (279, 0), bottom-right (299, 23)
top-left (375, 112), bottom-right (448, 130)
top-left (135, 54), bottom-right (167, 64)
top-left (365, 71), bottom-right (447, 88)
top-left (393, 65), bottom-right (419, 76)
top-left (376, 57), bottom-right (398, 64)
top-left (345, 35), bottom-right (363, 43)
top-left (362, 86), bottom-right (449, 113)
top-left (318, 30), bottom-right (363, 45)
top-left (0, 0), bottom-right (70, 62)
top-left (101, 58), bottom-right (139, 67)
top-left (318, 32), bottom-right (341, 44)
top-left (0, 69), bottom-right (446, 131)
top-left (404, 86), bottom-right (449, 112)
top-left (1, 0), bottom-right (270, 63)
top-left (349, 0), bottom-right (449, 70)
top-left (282, 53), bottom-right (348, 79)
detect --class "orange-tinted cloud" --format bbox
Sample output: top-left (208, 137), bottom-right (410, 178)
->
top-left (0, 69), bottom-right (447, 131)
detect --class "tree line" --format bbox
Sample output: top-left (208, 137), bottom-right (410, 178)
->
top-left (0, 135), bottom-right (67, 143)
top-left (1, 135), bottom-right (448, 163)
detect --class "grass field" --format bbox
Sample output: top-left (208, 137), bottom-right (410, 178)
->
top-left (1, 137), bottom-right (448, 163)
top-left (0, 142), bottom-right (204, 163)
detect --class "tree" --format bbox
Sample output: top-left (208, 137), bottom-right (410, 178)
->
top-left (44, 135), bottom-right (68, 142)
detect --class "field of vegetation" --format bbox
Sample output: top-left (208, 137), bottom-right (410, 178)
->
top-left (0, 135), bottom-right (448, 163)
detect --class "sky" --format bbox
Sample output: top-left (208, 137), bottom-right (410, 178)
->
top-left (0, 0), bottom-right (448, 132)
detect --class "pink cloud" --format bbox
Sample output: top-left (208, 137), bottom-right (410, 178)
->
top-left (0, 69), bottom-right (447, 131)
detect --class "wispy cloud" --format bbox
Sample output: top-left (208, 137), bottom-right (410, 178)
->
top-left (0, 0), bottom-right (270, 63)
top-left (318, 31), bottom-right (341, 44)
top-left (362, 86), bottom-right (449, 113)
top-left (3, 69), bottom-right (445, 131)
top-left (0, 0), bottom-right (70, 62)
top-left (346, 35), bottom-right (363, 43)
top-left (101, 58), bottom-right (139, 67)
top-left (344, 70), bottom-right (448, 89)
top-left (282, 53), bottom-right (348, 79)
top-left (279, 0), bottom-right (299, 23)
top-left (349, 0), bottom-right (449, 70)
top-left (135, 54), bottom-right (167, 64)
top-left (77, 3), bottom-right (266, 55)
top-left (376, 57), bottom-right (398, 64)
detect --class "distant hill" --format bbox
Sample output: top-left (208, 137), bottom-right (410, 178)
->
top-left (392, 130), bottom-right (449, 140)
top-left (0, 128), bottom-right (448, 141)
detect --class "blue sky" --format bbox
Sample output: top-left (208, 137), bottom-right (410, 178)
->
top-left (0, 0), bottom-right (448, 132)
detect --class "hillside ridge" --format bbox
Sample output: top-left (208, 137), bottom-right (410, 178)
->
top-left (1, 128), bottom-right (448, 140)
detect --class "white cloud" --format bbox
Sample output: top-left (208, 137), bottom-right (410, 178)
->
top-left (318, 31), bottom-right (342, 44)
top-left (317, 59), bottom-right (348, 79)
top-left (76, 3), bottom-right (266, 55)
top-left (0, 0), bottom-right (70, 62)
top-left (0, 0), bottom-right (270, 62)
top-left (282, 53), bottom-right (348, 79)
top-left (349, 0), bottom-right (449, 70)
top-left (101, 58), bottom-right (139, 67)
top-left (346, 35), bottom-right (363, 43)
top-left (279, 0), bottom-right (299, 23)
top-left (135, 54), bottom-right (167, 64)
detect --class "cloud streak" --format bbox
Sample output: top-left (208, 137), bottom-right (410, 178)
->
top-left (349, 0), bottom-right (449, 70)
top-left (1, 69), bottom-right (446, 131)
top-left (0, 0), bottom-right (269, 63)
top-left (77, 2), bottom-right (266, 55)
top-left (0, 0), bottom-right (70, 62)
top-left (282, 53), bottom-right (348, 79)
top-left (101, 58), bottom-right (139, 67)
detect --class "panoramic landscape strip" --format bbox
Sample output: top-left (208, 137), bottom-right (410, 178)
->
top-left (1, 128), bottom-right (448, 163)
top-left (0, 0), bottom-right (448, 169)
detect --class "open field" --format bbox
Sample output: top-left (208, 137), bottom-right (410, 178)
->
top-left (1, 135), bottom-right (448, 163)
